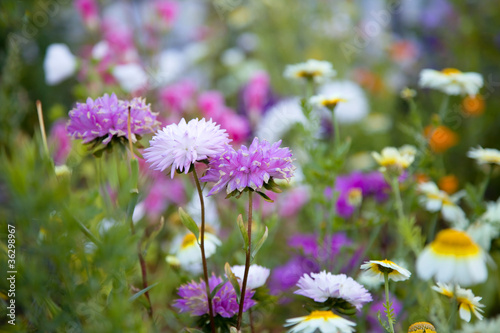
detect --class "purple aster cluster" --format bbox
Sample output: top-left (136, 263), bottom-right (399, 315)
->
top-left (173, 274), bottom-right (256, 318)
top-left (67, 93), bottom-right (160, 145)
top-left (326, 171), bottom-right (390, 218)
top-left (295, 271), bottom-right (372, 311)
top-left (201, 137), bottom-right (294, 196)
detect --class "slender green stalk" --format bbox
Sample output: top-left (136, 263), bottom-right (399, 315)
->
top-left (192, 169), bottom-right (216, 333)
top-left (391, 177), bottom-right (405, 221)
top-left (479, 164), bottom-right (494, 200)
top-left (237, 191), bottom-right (253, 330)
top-left (449, 284), bottom-right (458, 333)
top-left (427, 213), bottom-right (439, 242)
top-left (438, 95), bottom-right (450, 123)
top-left (36, 100), bottom-right (50, 158)
top-left (384, 273), bottom-right (395, 333)
top-left (332, 110), bottom-right (340, 151)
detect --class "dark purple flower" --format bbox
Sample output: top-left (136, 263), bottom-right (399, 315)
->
top-left (173, 274), bottom-right (256, 318)
top-left (288, 233), bottom-right (352, 262)
top-left (67, 93), bottom-right (160, 145)
top-left (201, 137), bottom-right (294, 196)
top-left (269, 256), bottom-right (320, 296)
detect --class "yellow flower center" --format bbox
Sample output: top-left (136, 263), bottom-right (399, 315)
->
top-left (322, 98), bottom-right (347, 108)
top-left (181, 233), bottom-right (197, 249)
top-left (348, 188), bottom-right (363, 206)
top-left (430, 229), bottom-right (480, 256)
top-left (408, 321), bottom-right (436, 333)
top-left (297, 70), bottom-right (322, 79)
top-left (304, 311), bottom-right (338, 321)
top-left (441, 68), bottom-right (461, 75)
top-left (372, 259), bottom-right (396, 274)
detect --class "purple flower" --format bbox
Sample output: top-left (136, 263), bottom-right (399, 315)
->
top-left (49, 119), bottom-right (72, 165)
top-left (269, 256), bottom-right (320, 296)
top-left (367, 294), bottom-right (404, 333)
top-left (173, 274), bottom-right (256, 318)
top-left (201, 137), bottom-right (294, 196)
top-left (294, 271), bottom-right (372, 311)
top-left (288, 233), bottom-right (352, 262)
top-left (144, 118), bottom-right (230, 178)
top-left (67, 93), bottom-right (160, 145)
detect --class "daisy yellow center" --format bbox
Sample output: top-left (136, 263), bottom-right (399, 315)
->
top-left (181, 233), bottom-right (197, 249)
top-left (322, 98), bottom-right (346, 108)
top-left (439, 287), bottom-right (454, 298)
top-left (372, 259), bottom-right (396, 274)
top-left (379, 156), bottom-right (398, 167)
top-left (297, 70), bottom-right (322, 79)
top-left (408, 321), bottom-right (436, 333)
top-left (304, 311), bottom-right (338, 321)
top-left (430, 229), bottom-right (480, 256)
top-left (441, 68), bottom-right (461, 75)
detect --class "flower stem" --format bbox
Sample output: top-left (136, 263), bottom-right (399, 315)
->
top-left (449, 284), bottom-right (458, 333)
top-left (390, 176), bottom-right (404, 221)
top-left (438, 95), bottom-right (450, 123)
top-left (192, 169), bottom-right (216, 333)
top-left (479, 164), bottom-right (494, 200)
top-left (237, 191), bottom-right (253, 330)
top-left (332, 109), bottom-right (340, 151)
top-left (384, 272), bottom-right (395, 333)
top-left (35, 100), bottom-right (50, 159)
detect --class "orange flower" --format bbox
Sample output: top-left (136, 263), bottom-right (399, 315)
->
top-left (438, 174), bottom-right (459, 194)
top-left (353, 68), bottom-right (384, 93)
top-left (462, 94), bottom-right (485, 116)
top-left (415, 173), bottom-right (430, 184)
top-left (424, 125), bottom-right (459, 153)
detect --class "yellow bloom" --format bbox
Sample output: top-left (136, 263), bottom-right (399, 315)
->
top-left (284, 310), bottom-right (356, 333)
top-left (372, 146), bottom-right (415, 173)
top-left (408, 321), bottom-right (436, 333)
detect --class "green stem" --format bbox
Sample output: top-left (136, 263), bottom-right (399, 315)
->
top-left (479, 164), bottom-right (494, 200)
top-left (192, 169), bottom-right (216, 333)
top-left (438, 95), bottom-right (450, 123)
top-left (427, 212), bottom-right (439, 242)
top-left (96, 157), bottom-right (112, 211)
top-left (332, 110), bottom-right (340, 151)
top-left (390, 176), bottom-right (404, 221)
top-left (449, 284), bottom-right (458, 333)
top-left (384, 273), bottom-right (395, 333)
top-left (237, 191), bottom-right (253, 330)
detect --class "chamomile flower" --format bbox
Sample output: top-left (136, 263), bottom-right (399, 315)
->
top-left (231, 264), bottom-right (271, 290)
top-left (460, 315), bottom-right (500, 333)
top-left (407, 321), bottom-right (436, 333)
top-left (416, 229), bottom-right (487, 286)
top-left (418, 181), bottom-right (469, 229)
top-left (467, 198), bottom-right (500, 250)
top-left (360, 259), bottom-right (411, 282)
top-left (284, 311), bottom-right (356, 333)
top-left (372, 146), bottom-right (416, 173)
top-left (172, 232), bottom-right (221, 274)
top-left (309, 94), bottom-right (347, 111)
top-left (419, 68), bottom-right (483, 96)
top-left (284, 59), bottom-right (336, 83)
top-left (432, 283), bottom-right (485, 322)
top-left (467, 147), bottom-right (500, 166)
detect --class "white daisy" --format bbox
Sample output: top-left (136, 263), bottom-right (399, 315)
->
top-left (112, 63), bottom-right (149, 93)
top-left (432, 283), bottom-right (485, 322)
top-left (416, 229), bottom-right (487, 286)
top-left (284, 311), bottom-right (356, 333)
top-left (43, 43), bottom-right (77, 85)
top-left (318, 80), bottom-right (369, 124)
top-left (419, 68), bottom-right (483, 96)
top-left (467, 147), bottom-right (500, 166)
top-left (460, 315), bottom-right (500, 333)
top-left (284, 59), bottom-right (336, 83)
top-left (309, 94), bottom-right (347, 111)
top-left (418, 181), bottom-right (469, 229)
top-left (360, 259), bottom-right (411, 282)
top-left (172, 232), bottom-right (221, 274)
top-left (467, 198), bottom-right (500, 250)
top-left (231, 264), bottom-right (271, 290)
top-left (372, 146), bottom-right (415, 173)
top-left (144, 118), bottom-right (230, 178)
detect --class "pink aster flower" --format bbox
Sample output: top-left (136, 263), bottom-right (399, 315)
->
top-left (75, 0), bottom-right (99, 29)
top-left (159, 80), bottom-right (196, 113)
top-left (67, 93), bottom-right (160, 145)
top-left (144, 118), bottom-right (230, 178)
top-left (201, 137), bottom-right (294, 196)
top-left (173, 274), bottom-right (256, 318)
top-left (49, 119), bottom-right (72, 165)
top-left (295, 271), bottom-right (372, 311)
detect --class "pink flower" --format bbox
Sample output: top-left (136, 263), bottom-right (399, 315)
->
top-left (49, 119), bottom-right (72, 165)
top-left (243, 71), bottom-right (270, 115)
top-left (198, 91), bottom-right (225, 118)
top-left (155, 0), bottom-right (179, 26)
top-left (75, 0), bottom-right (99, 29)
top-left (159, 80), bottom-right (197, 113)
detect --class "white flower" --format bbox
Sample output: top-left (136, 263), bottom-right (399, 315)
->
top-left (467, 147), bottom-right (500, 165)
top-left (92, 41), bottom-right (110, 60)
top-left (372, 146), bottom-right (415, 173)
top-left (318, 80), bottom-right (369, 124)
top-left (309, 94), bottom-right (346, 110)
top-left (284, 311), bottom-right (356, 333)
top-left (467, 198), bottom-right (500, 250)
top-left (112, 63), bottom-right (149, 92)
top-left (231, 264), bottom-right (270, 290)
top-left (172, 232), bottom-right (221, 274)
top-left (255, 98), bottom-right (308, 144)
top-left (144, 118), bottom-right (230, 178)
top-left (284, 59), bottom-right (336, 83)
top-left (416, 229), bottom-right (487, 286)
top-left (460, 315), bottom-right (500, 333)
top-left (44, 43), bottom-right (77, 85)
top-left (418, 181), bottom-right (469, 229)
top-left (360, 259), bottom-right (411, 282)
top-left (432, 283), bottom-right (485, 322)
top-left (419, 68), bottom-right (483, 96)
top-left (294, 271), bottom-right (372, 310)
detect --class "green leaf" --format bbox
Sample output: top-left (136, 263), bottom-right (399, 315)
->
top-left (128, 282), bottom-right (159, 302)
top-left (178, 207), bottom-right (199, 241)
top-left (184, 329), bottom-right (205, 333)
top-left (251, 226), bottom-right (268, 261)
top-left (225, 262), bottom-right (241, 299)
top-left (376, 310), bottom-right (392, 333)
top-left (256, 191), bottom-right (274, 203)
top-left (210, 280), bottom-right (227, 299)
top-left (237, 214), bottom-right (249, 249)
top-left (130, 158), bottom-right (139, 191)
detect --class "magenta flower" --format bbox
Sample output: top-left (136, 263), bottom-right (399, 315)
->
top-left (173, 274), bottom-right (256, 318)
top-left (144, 118), bottom-right (230, 178)
top-left (201, 137), bottom-right (294, 196)
top-left (74, 0), bottom-right (99, 29)
top-left (67, 93), bottom-right (160, 146)
top-left (49, 119), bottom-right (72, 165)
top-left (159, 80), bottom-right (196, 113)
top-left (242, 71), bottom-right (271, 115)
